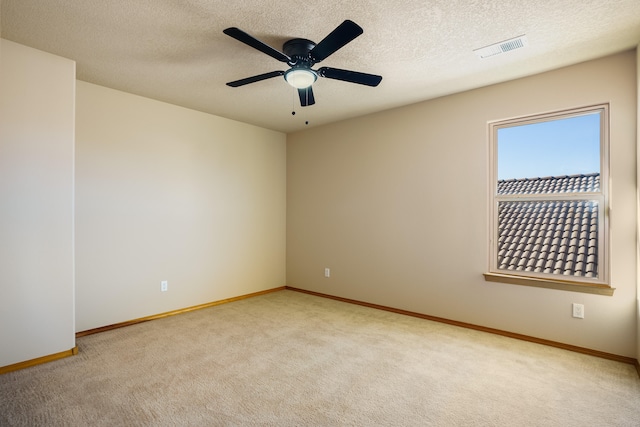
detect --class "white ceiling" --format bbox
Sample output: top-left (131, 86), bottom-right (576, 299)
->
top-left (2, 0), bottom-right (639, 133)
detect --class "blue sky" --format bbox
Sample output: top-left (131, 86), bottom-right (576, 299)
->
top-left (497, 113), bottom-right (601, 180)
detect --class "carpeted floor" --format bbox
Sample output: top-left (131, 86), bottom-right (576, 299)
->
top-left (1, 289), bottom-right (639, 426)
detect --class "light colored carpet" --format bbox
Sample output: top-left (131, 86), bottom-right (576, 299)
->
top-left (1, 289), bottom-right (639, 426)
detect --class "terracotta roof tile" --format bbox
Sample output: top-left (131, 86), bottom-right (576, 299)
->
top-left (498, 173), bottom-right (600, 195)
top-left (497, 174), bottom-right (599, 278)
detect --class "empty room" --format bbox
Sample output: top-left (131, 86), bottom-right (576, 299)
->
top-left (1, 0), bottom-right (640, 425)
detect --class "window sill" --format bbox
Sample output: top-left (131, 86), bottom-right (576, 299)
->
top-left (483, 273), bottom-right (615, 296)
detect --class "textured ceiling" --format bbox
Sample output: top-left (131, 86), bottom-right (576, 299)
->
top-left (2, 0), bottom-right (639, 133)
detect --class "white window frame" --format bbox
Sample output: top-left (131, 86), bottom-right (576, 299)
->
top-left (485, 104), bottom-right (612, 295)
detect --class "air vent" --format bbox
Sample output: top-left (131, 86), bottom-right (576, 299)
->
top-left (474, 35), bottom-right (528, 59)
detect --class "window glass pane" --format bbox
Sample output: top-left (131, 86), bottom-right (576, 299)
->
top-left (497, 113), bottom-right (600, 182)
top-left (490, 105), bottom-right (608, 286)
top-left (497, 200), bottom-right (599, 278)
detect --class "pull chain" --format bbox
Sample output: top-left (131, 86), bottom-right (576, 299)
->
top-left (291, 88), bottom-right (296, 116)
top-left (290, 88), bottom-right (309, 125)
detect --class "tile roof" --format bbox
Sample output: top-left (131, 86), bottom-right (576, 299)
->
top-left (496, 174), bottom-right (599, 278)
top-left (498, 172), bottom-right (600, 195)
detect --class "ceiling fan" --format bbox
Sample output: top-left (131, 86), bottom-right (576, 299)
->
top-left (223, 20), bottom-right (382, 107)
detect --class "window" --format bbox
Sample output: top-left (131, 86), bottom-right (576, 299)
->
top-left (485, 105), bottom-right (612, 295)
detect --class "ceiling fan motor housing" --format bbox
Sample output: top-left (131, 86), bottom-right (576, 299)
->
top-left (282, 38), bottom-right (319, 88)
top-left (283, 38), bottom-right (317, 66)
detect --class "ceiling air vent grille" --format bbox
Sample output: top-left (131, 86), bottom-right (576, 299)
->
top-left (474, 35), bottom-right (528, 59)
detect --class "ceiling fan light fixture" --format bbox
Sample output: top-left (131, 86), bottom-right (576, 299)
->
top-left (285, 68), bottom-right (317, 89)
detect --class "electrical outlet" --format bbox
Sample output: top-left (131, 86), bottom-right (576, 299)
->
top-left (572, 303), bottom-right (584, 319)
top-left (161, 280), bottom-right (168, 292)
top-left (324, 268), bottom-right (330, 278)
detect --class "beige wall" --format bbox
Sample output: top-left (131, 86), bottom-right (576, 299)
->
top-left (0, 39), bottom-right (76, 367)
top-left (287, 50), bottom-right (638, 357)
top-left (637, 47), bottom-right (640, 363)
top-left (75, 81), bottom-right (286, 332)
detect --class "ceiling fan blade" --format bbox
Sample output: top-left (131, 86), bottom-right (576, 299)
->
top-left (298, 87), bottom-right (315, 107)
top-left (310, 20), bottom-right (363, 62)
top-left (226, 71), bottom-right (285, 87)
top-left (318, 67), bottom-right (382, 87)
top-left (223, 27), bottom-right (291, 63)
